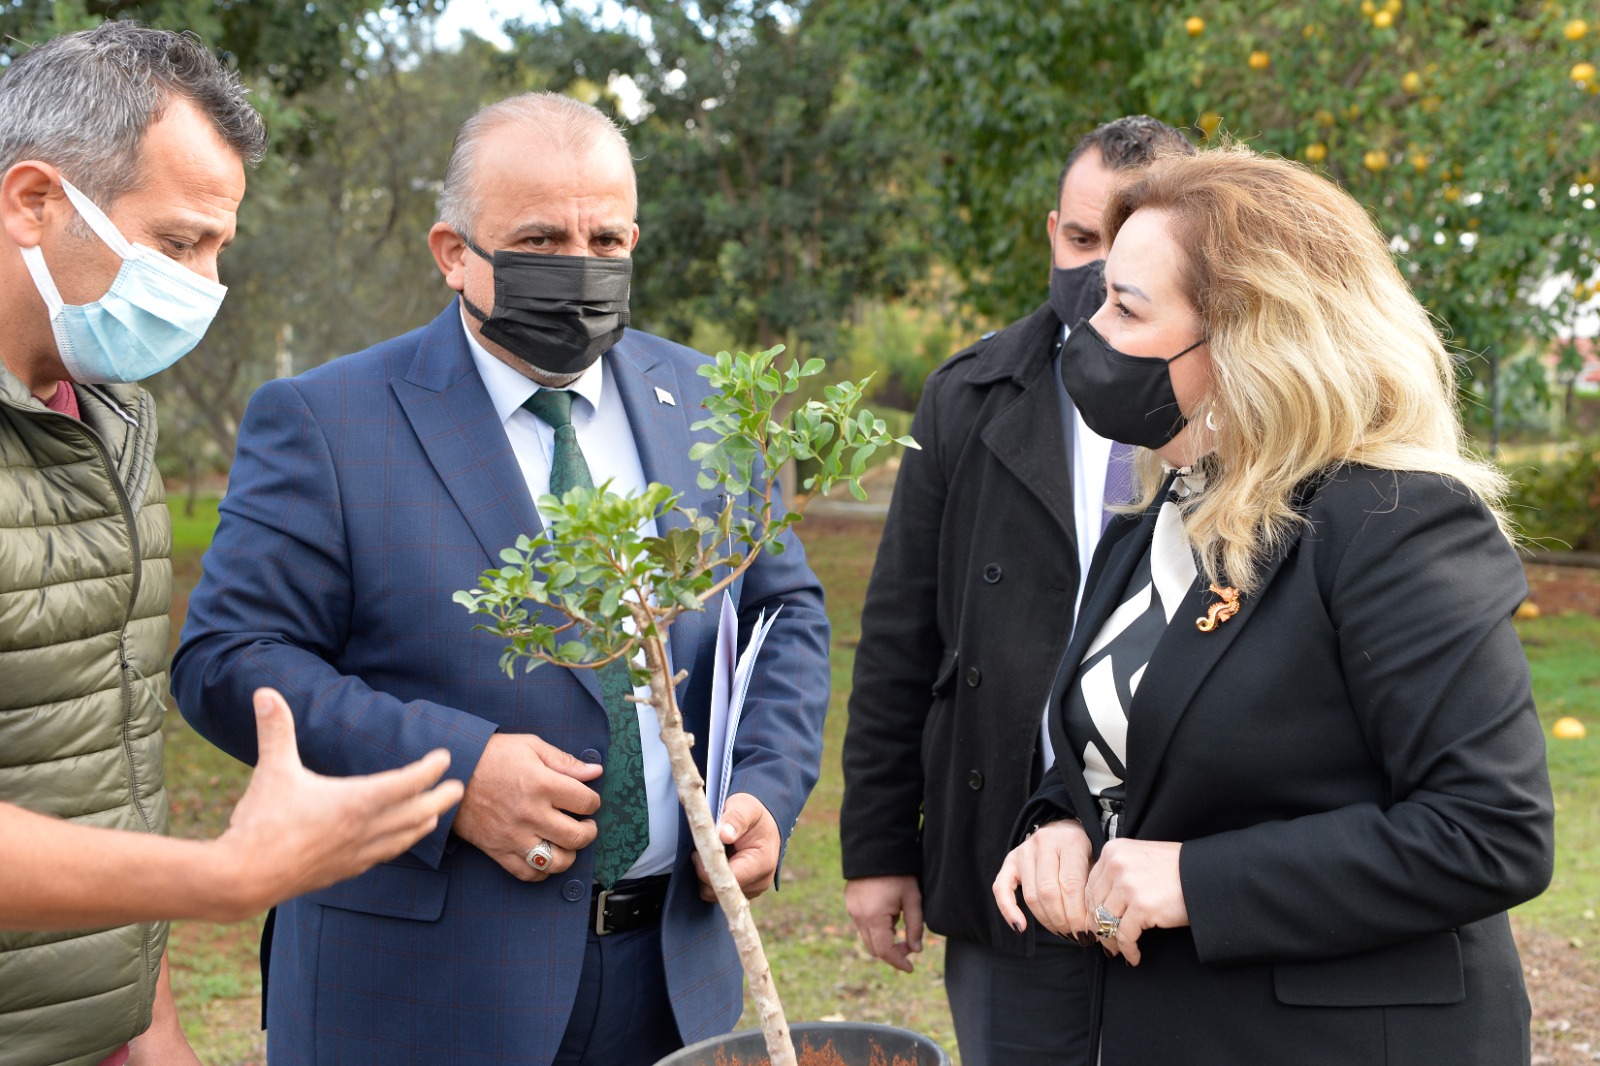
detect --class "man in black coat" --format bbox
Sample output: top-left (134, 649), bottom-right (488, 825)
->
top-left (840, 116), bottom-right (1193, 1066)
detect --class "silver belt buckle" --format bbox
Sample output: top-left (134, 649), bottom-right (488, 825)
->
top-left (594, 887), bottom-right (614, 936)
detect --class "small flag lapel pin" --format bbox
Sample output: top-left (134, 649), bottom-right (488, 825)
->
top-left (654, 386), bottom-right (676, 406)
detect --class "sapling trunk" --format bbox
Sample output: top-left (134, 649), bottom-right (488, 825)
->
top-left (458, 348), bottom-right (918, 1066)
top-left (635, 612), bottom-right (798, 1066)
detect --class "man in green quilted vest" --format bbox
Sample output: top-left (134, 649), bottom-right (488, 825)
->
top-left (0, 23), bottom-right (465, 1066)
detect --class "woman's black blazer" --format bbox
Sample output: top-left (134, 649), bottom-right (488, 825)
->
top-left (1016, 465), bottom-right (1555, 1065)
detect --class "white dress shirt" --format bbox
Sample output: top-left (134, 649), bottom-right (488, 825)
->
top-left (463, 312), bottom-right (678, 878)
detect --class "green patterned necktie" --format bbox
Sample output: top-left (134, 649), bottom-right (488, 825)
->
top-left (522, 388), bottom-right (649, 888)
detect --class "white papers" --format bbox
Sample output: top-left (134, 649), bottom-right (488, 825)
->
top-left (705, 590), bottom-right (783, 821)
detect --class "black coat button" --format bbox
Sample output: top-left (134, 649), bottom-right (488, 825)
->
top-left (968, 770), bottom-right (984, 790)
top-left (562, 879), bottom-right (585, 902)
top-left (580, 748), bottom-right (602, 764)
top-left (983, 563), bottom-right (1003, 584)
top-left (966, 666), bottom-right (982, 687)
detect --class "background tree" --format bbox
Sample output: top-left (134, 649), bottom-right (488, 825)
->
top-left (1140, 0), bottom-right (1599, 442)
top-left (845, 0), bottom-right (1597, 436)
top-left (846, 1), bottom-right (1161, 321)
top-left (0, 0), bottom-right (444, 91)
top-left (507, 0), bottom-right (931, 358)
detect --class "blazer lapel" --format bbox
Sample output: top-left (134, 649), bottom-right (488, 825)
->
top-left (392, 302), bottom-right (605, 710)
top-left (606, 334), bottom-right (715, 699)
top-left (1120, 517), bottom-right (1303, 835)
top-left (1042, 484), bottom-right (1167, 852)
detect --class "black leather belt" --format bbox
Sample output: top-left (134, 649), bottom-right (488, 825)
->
top-left (590, 874), bottom-right (671, 936)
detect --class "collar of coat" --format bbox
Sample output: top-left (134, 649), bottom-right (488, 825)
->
top-left (962, 302), bottom-right (1066, 387)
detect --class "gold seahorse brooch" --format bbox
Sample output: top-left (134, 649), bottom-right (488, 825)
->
top-left (1195, 584), bottom-right (1241, 632)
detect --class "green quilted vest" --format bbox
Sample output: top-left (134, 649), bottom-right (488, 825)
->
top-left (0, 365), bottom-right (172, 1066)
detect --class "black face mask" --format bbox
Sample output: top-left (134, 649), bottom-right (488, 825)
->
top-left (459, 235), bottom-right (631, 377)
top-left (1060, 320), bottom-right (1207, 449)
top-left (1049, 259), bottom-right (1106, 328)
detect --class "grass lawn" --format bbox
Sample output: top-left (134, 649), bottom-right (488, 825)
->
top-left (1514, 612), bottom-right (1600, 964)
top-left (159, 500), bottom-right (1600, 1063)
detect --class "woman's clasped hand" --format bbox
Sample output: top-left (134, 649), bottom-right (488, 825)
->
top-left (993, 822), bottom-right (1185, 966)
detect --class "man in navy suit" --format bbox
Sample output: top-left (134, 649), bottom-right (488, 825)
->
top-left (171, 91), bottom-right (831, 1065)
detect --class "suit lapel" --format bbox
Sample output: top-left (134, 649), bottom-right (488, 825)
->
top-left (392, 303), bottom-right (605, 710)
top-left (1120, 517), bottom-right (1302, 834)
top-left (606, 334), bottom-right (714, 697)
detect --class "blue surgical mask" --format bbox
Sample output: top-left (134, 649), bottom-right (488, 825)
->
top-left (19, 177), bottom-right (226, 385)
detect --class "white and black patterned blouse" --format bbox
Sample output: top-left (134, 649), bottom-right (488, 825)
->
top-left (1060, 482), bottom-right (1200, 839)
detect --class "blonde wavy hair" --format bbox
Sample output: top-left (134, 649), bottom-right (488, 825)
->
top-left (1104, 144), bottom-right (1510, 594)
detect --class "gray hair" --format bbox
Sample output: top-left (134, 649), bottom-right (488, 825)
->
top-left (438, 91), bottom-right (635, 238)
top-left (0, 21), bottom-right (267, 211)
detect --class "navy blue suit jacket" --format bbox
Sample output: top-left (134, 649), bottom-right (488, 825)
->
top-left (171, 303), bottom-right (831, 1063)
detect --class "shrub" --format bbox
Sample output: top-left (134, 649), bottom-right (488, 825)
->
top-left (1504, 441), bottom-right (1600, 553)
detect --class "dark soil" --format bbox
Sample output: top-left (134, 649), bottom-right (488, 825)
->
top-left (714, 1042), bottom-right (919, 1066)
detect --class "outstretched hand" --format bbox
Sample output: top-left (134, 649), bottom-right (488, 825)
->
top-left (216, 688), bottom-right (466, 912)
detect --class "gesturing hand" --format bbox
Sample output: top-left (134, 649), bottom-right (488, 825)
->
top-left (218, 688), bottom-right (466, 911)
top-left (451, 732), bottom-right (604, 882)
top-left (1084, 838), bottom-right (1187, 966)
top-left (845, 875), bottom-right (924, 972)
top-left (991, 819), bottom-right (1094, 939)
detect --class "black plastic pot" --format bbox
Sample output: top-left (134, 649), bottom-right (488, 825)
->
top-left (656, 1021), bottom-right (950, 1066)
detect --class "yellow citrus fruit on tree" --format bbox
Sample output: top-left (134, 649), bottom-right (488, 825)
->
top-left (1552, 717), bottom-right (1587, 740)
top-left (1363, 150), bottom-right (1388, 171)
top-left (1373, 9), bottom-right (1395, 28)
top-left (1574, 62), bottom-right (1597, 84)
top-left (1313, 108), bottom-right (1335, 126)
top-left (1249, 50), bottom-right (1270, 70)
top-left (1410, 153), bottom-right (1429, 171)
top-left (1565, 19), bottom-right (1588, 41)
top-left (1360, 0), bottom-right (1376, 14)
top-left (1443, 184), bottom-right (1461, 201)
top-left (1305, 142), bottom-right (1328, 163)
top-left (1186, 16), bottom-right (1205, 36)
top-left (1384, 0), bottom-right (1402, 13)
top-left (1402, 71), bottom-right (1422, 93)
top-left (1198, 111), bottom-right (1223, 137)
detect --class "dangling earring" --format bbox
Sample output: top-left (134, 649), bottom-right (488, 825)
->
top-left (1205, 407), bottom-right (1221, 432)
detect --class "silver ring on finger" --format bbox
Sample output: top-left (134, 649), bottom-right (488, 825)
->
top-left (525, 840), bottom-right (556, 872)
top-left (1093, 904), bottom-right (1121, 940)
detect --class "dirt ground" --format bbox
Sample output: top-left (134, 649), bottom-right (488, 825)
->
top-left (1525, 916), bottom-right (1600, 1066)
top-left (1526, 562), bottom-right (1600, 619)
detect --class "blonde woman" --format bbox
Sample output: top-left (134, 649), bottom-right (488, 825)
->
top-left (992, 146), bottom-right (1553, 1065)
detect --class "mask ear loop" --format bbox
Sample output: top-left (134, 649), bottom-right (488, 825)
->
top-left (1166, 336), bottom-right (1208, 363)
top-left (58, 178), bottom-right (138, 260)
top-left (18, 245), bottom-right (64, 318)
